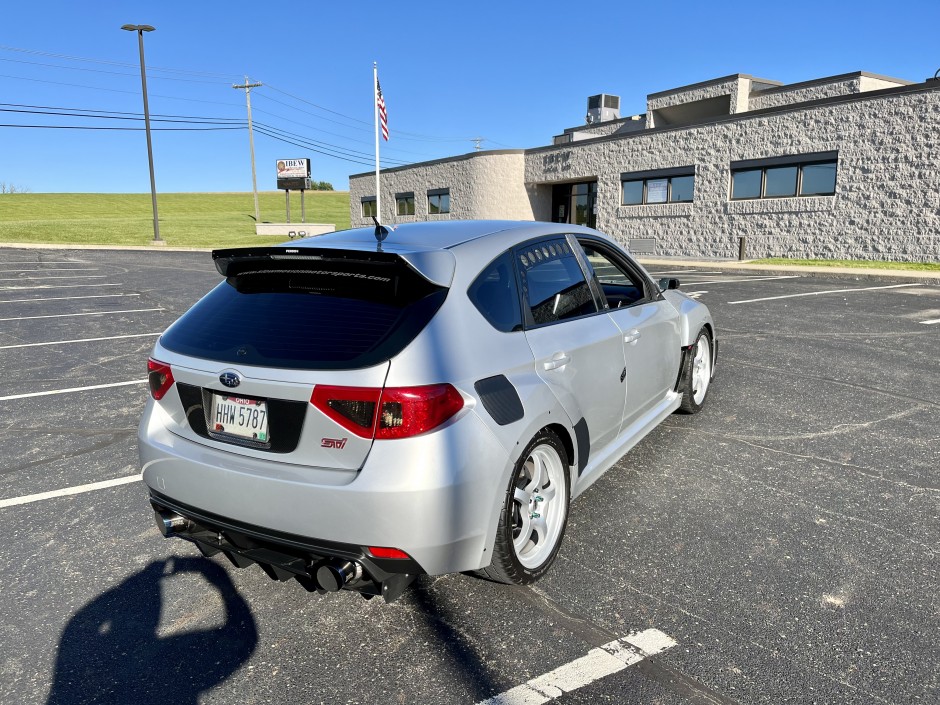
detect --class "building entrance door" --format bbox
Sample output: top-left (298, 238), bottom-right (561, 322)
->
top-left (551, 182), bottom-right (597, 228)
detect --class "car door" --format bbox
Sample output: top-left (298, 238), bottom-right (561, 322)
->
top-left (576, 238), bottom-right (681, 431)
top-left (518, 237), bottom-right (627, 459)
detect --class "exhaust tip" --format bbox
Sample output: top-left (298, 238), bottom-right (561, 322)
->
top-left (316, 560), bottom-right (362, 592)
top-left (154, 509), bottom-right (189, 537)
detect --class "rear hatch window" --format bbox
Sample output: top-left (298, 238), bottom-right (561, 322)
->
top-left (160, 247), bottom-right (447, 370)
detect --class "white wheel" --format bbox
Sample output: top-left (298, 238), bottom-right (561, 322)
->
top-left (679, 328), bottom-right (712, 414)
top-left (481, 430), bottom-right (570, 584)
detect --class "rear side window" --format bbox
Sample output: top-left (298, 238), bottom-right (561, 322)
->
top-left (160, 256), bottom-right (446, 370)
top-left (467, 252), bottom-right (522, 332)
top-left (517, 238), bottom-right (597, 325)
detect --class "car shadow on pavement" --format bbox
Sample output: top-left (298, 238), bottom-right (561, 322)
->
top-left (45, 556), bottom-right (257, 705)
top-left (407, 576), bottom-right (503, 701)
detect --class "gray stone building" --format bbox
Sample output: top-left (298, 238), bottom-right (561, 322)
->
top-left (349, 71), bottom-right (940, 261)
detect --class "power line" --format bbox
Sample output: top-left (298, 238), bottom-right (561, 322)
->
top-left (0, 43), bottom-right (236, 79)
top-left (0, 124), bottom-right (242, 131)
top-left (0, 56), bottom-right (225, 84)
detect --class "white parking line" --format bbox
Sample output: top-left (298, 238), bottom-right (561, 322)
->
top-left (649, 269), bottom-right (719, 275)
top-left (0, 333), bottom-right (160, 350)
top-left (922, 318), bottom-right (940, 325)
top-left (0, 379), bottom-right (146, 401)
top-left (0, 474), bottom-right (140, 509)
top-left (0, 307), bottom-right (163, 322)
top-left (681, 275), bottom-right (801, 285)
top-left (0, 268), bottom-right (98, 273)
top-left (729, 282), bottom-right (923, 304)
top-left (0, 293), bottom-right (138, 304)
top-left (477, 629), bottom-right (677, 705)
top-left (0, 275), bottom-right (107, 281)
top-left (0, 283), bottom-right (121, 291)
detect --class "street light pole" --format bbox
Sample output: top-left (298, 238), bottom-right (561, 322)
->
top-left (121, 24), bottom-right (161, 243)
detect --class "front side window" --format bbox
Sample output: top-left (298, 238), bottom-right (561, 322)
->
top-left (622, 169), bottom-right (695, 205)
top-left (428, 189), bottom-right (450, 214)
top-left (517, 239), bottom-right (597, 326)
top-left (579, 241), bottom-right (647, 309)
top-left (361, 198), bottom-right (377, 217)
top-left (731, 156), bottom-right (837, 200)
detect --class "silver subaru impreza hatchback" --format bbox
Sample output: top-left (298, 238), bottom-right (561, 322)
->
top-left (139, 220), bottom-right (716, 602)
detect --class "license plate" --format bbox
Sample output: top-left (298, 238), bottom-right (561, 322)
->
top-left (210, 394), bottom-right (269, 442)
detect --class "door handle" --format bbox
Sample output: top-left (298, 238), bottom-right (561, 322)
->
top-left (543, 352), bottom-right (570, 370)
top-left (624, 329), bottom-right (641, 344)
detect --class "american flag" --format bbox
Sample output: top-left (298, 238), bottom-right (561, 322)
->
top-left (376, 78), bottom-right (389, 141)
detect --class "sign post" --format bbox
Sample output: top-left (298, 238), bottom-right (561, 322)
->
top-left (276, 159), bottom-right (311, 224)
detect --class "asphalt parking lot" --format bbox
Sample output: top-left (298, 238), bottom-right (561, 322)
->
top-left (0, 247), bottom-right (937, 705)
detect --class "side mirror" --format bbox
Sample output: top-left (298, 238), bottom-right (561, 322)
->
top-left (658, 277), bottom-right (680, 292)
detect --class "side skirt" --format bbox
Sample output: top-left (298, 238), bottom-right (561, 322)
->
top-left (571, 391), bottom-right (681, 500)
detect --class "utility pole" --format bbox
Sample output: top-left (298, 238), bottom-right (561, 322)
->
top-left (233, 77), bottom-right (262, 223)
top-left (472, 137), bottom-right (484, 151)
top-left (121, 24), bottom-right (161, 243)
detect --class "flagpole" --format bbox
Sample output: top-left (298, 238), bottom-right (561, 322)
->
top-left (374, 62), bottom-right (380, 222)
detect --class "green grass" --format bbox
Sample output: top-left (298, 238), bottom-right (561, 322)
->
top-left (0, 191), bottom-right (351, 248)
top-left (751, 258), bottom-right (940, 272)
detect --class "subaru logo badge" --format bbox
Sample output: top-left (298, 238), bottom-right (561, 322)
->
top-left (219, 371), bottom-right (241, 388)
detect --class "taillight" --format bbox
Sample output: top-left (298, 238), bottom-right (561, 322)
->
top-left (310, 386), bottom-right (381, 438)
top-left (147, 358), bottom-right (175, 400)
top-left (311, 384), bottom-right (464, 440)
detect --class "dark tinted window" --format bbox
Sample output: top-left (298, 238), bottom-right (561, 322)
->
top-left (731, 169), bottom-right (762, 199)
top-left (161, 258), bottom-right (446, 370)
top-left (622, 180), bottom-right (643, 205)
top-left (468, 251), bottom-right (522, 332)
top-left (764, 165), bottom-right (798, 197)
top-left (518, 239), bottom-right (597, 325)
top-left (800, 162), bottom-right (837, 195)
top-left (670, 174), bottom-right (694, 202)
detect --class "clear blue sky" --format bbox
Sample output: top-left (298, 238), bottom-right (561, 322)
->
top-left (2, 0), bottom-right (939, 194)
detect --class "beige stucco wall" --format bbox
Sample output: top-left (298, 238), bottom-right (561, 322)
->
top-left (349, 151), bottom-right (532, 228)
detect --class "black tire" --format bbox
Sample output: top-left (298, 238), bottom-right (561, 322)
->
top-left (678, 327), bottom-right (713, 414)
top-left (480, 429), bottom-right (570, 585)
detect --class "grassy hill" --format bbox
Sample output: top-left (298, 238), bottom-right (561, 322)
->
top-left (0, 191), bottom-right (351, 248)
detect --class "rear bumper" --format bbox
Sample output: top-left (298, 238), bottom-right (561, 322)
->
top-left (149, 491), bottom-right (421, 601)
top-left (139, 399), bottom-right (512, 580)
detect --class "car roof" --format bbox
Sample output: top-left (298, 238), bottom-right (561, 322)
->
top-left (279, 220), bottom-right (618, 287)
top-left (286, 220), bottom-right (604, 254)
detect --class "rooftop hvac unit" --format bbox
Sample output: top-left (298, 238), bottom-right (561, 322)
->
top-left (586, 94), bottom-right (621, 124)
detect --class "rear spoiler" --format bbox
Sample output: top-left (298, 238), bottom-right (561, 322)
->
top-left (212, 246), bottom-right (456, 287)
top-left (212, 247), bottom-right (399, 278)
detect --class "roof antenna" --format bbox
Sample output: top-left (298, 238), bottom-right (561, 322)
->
top-left (372, 216), bottom-right (389, 243)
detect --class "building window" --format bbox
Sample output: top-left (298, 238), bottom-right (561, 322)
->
top-left (730, 153), bottom-right (837, 200)
top-left (621, 167), bottom-right (695, 205)
top-left (361, 197), bottom-right (377, 218)
top-left (395, 192), bottom-right (415, 216)
top-left (428, 188), bottom-right (450, 214)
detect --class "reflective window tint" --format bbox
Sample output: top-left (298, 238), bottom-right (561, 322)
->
top-left (731, 157), bottom-right (837, 200)
top-left (764, 165), bottom-right (798, 197)
top-left (361, 198), bottom-right (377, 217)
top-left (428, 191), bottom-right (450, 214)
top-left (800, 163), bottom-right (837, 195)
top-left (396, 195), bottom-right (415, 215)
top-left (731, 169), bottom-right (762, 199)
top-left (670, 175), bottom-right (694, 203)
top-left (622, 180), bottom-right (643, 205)
top-left (621, 171), bottom-right (695, 205)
